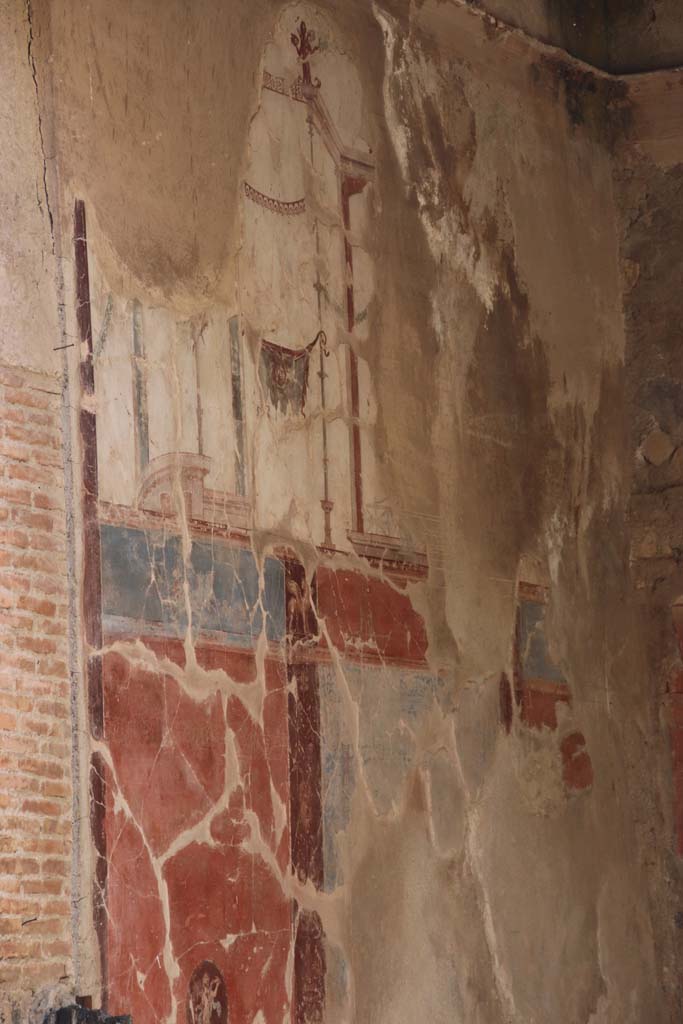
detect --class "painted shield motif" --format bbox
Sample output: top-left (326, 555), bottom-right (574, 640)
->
top-left (187, 961), bottom-right (228, 1024)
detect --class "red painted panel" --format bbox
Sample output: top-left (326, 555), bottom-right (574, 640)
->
top-left (223, 930), bottom-right (291, 1024)
top-left (196, 643), bottom-right (258, 683)
top-left (209, 787), bottom-right (250, 846)
top-left (227, 694), bottom-right (276, 851)
top-left (105, 784), bottom-right (172, 1023)
top-left (103, 652), bottom-right (225, 857)
top-left (173, 932), bottom-right (290, 1024)
top-left (103, 643), bottom-right (294, 1022)
top-left (315, 565), bottom-right (428, 664)
top-left (264, 676), bottom-right (289, 806)
top-left (165, 841), bottom-right (254, 947)
top-left (560, 731), bottom-right (594, 792)
top-left (164, 836), bottom-right (291, 1011)
top-left (519, 686), bottom-right (569, 731)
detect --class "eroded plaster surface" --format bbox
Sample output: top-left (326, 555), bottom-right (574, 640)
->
top-left (458, 0), bottom-right (683, 71)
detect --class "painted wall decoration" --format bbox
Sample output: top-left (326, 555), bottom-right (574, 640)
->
top-left (514, 581), bottom-right (593, 795)
top-left (186, 963), bottom-right (228, 1024)
top-left (74, 7), bottom-right (433, 1023)
top-left (258, 331), bottom-right (327, 417)
top-left (514, 582), bottom-right (570, 730)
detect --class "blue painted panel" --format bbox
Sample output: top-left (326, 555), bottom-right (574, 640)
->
top-left (318, 664), bottom-right (356, 893)
top-left (518, 599), bottom-right (565, 683)
top-left (399, 672), bottom-right (447, 717)
top-left (100, 524), bottom-right (285, 645)
top-left (100, 523), bottom-right (166, 623)
top-left (319, 662), bottom-right (444, 892)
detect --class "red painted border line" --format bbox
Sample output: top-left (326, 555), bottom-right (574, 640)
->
top-left (342, 176), bottom-right (367, 537)
top-left (75, 199), bottom-right (104, 734)
top-left (74, 198), bottom-right (108, 1005)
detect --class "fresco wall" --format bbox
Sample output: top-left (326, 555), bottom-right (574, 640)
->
top-left (56, 1), bottom-right (679, 1020)
top-left (72, 11), bottom-right (440, 1023)
top-left (0, 0), bottom-right (679, 1021)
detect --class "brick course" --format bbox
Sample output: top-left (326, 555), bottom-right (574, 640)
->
top-left (0, 365), bottom-right (72, 1016)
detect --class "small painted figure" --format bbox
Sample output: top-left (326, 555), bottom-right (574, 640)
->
top-left (187, 962), bottom-right (227, 1024)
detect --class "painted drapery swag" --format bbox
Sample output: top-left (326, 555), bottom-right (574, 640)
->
top-left (258, 329), bottom-right (328, 415)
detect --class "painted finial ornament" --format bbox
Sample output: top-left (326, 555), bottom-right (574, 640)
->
top-left (291, 19), bottom-right (321, 94)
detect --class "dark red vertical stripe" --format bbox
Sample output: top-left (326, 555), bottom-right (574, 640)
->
top-left (80, 403), bottom-right (103, 737)
top-left (286, 560), bottom-right (325, 1022)
top-left (294, 909), bottom-right (326, 1024)
top-left (75, 200), bottom-right (103, 737)
top-left (348, 347), bottom-right (364, 536)
top-left (74, 199), bottom-right (107, 1003)
top-left (74, 199), bottom-right (94, 395)
top-left (289, 662), bottom-right (324, 888)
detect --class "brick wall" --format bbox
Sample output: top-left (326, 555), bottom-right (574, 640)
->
top-left (0, 364), bottom-right (72, 1017)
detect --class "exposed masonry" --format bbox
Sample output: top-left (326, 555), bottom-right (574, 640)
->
top-left (0, 366), bottom-right (72, 1013)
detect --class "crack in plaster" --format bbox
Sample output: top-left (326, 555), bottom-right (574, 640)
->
top-left (25, 0), bottom-right (55, 254)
